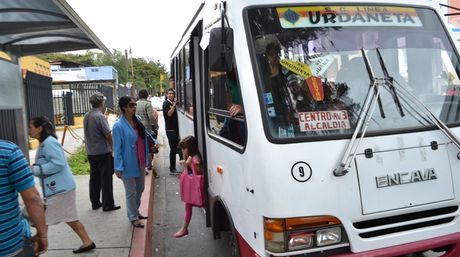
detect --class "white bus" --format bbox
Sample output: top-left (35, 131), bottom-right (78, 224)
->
top-left (170, 0), bottom-right (460, 256)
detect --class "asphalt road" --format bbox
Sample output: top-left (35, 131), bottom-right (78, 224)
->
top-left (151, 145), bottom-right (233, 257)
top-left (151, 114), bottom-right (233, 257)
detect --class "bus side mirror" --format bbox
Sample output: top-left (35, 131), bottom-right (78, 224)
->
top-left (208, 27), bottom-right (234, 72)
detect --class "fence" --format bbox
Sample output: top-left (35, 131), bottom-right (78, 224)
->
top-left (24, 72), bottom-right (54, 124)
top-left (52, 91), bottom-right (73, 126)
top-left (53, 81), bottom-right (115, 126)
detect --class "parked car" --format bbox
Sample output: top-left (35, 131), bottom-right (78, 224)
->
top-left (150, 96), bottom-right (163, 111)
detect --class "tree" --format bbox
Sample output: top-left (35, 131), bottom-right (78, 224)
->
top-left (38, 49), bottom-right (167, 88)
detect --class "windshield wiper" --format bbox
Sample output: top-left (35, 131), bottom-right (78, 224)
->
top-left (334, 48), bottom-right (385, 176)
top-left (375, 52), bottom-right (460, 150)
top-left (440, 3), bottom-right (460, 16)
top-left (363, 49), bottom-right (386, 119)
top-left (394, 84), bottom-right (460, 149)
top-left (376, 48), bottom-right (405, 117)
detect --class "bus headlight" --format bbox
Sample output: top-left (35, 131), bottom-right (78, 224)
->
top-left (316, 226), bottom-right (342, 246)
top-left (288, 232), bottom-right (314, 250)
top-left (264, 216), bottom-right (346, 253)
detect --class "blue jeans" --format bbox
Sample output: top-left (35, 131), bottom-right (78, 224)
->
top-left (121, 169), bottom-right (145, 221)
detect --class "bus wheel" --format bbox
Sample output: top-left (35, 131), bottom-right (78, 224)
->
top-left (229, 225), bottom-right (240, 257)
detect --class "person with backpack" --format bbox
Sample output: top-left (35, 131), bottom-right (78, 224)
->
top-left (136, 89), bottom-right (159, 177)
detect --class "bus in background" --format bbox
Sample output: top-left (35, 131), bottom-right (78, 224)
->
top-left (170, 0), bottom-right (460, 256)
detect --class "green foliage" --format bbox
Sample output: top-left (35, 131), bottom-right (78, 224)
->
top-left (38, 49), bottom-right (168, 92)
top-left (67, 146), bottom-right (90, 175)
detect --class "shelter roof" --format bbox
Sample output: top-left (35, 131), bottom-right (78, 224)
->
top-left (0, 0), bottom-right (110, 56)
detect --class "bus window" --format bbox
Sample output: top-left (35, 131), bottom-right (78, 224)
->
top-left (178, 51), bottom-right (185, 109)
top-left (184, 43), bottom-right (193, 117)
top-left (246, 6), bottom-right (460, 141)
top-left (207, 67), bottom-right (246, 146)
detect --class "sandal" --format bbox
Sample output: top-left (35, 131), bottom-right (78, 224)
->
top-left (131, 220), bottom-right (144, 228)
top-left (138, 214), bottom-right (148, 220)
top-left (72, 242), bottom-right (96, 253)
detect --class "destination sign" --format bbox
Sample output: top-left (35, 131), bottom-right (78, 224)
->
top-left (298, 110), bottom-right (350, 132)
top-left (277, 6), bottom-right (422, 28)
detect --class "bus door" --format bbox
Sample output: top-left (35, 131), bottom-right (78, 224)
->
top-left (189, 21), bottom-right (212, 225)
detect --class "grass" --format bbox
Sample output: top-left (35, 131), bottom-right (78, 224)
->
top-left (68, 145), bottom-right (90, 175)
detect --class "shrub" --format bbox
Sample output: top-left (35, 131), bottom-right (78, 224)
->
top-left (68, 145), bottom-right (90, 175)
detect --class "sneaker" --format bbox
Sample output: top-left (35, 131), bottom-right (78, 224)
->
top-left (169, 169), bottom-right (180, 176)
top-left (174, 228), bottom-right (189, 238)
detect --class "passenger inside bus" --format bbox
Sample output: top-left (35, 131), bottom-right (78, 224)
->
top-left (218, 68), bottom-right (246, 145)
top-left (263, 42), bottom-right (301, 132)
top-left (259, 40), bottom-right (364, 136)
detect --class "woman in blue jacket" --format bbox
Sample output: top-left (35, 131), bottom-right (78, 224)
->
top-left (113, 96), bottom-right (149, 228)
top-left (29, 116), bottom-right (95, 254)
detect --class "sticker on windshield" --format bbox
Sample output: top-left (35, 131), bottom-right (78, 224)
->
top-left (280, 59), bottom-right (313, 78)
top-left (309, 54), bottom-right (334, 77)
top-left (267, 106), bottom-right (277, 117)
top-left (263, 92), bottom-right (274, 104)
top-left (279, 124), bottom-right (295, 137)
top-left (306, 76), bottom-right (324, 101)
top-left (277, 6), bottom-right (422, 28)
top-left (298, 110), bottom-right (350, 132)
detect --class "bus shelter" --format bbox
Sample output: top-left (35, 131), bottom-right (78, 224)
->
top-left (0, 0), bottom-right (110, 155)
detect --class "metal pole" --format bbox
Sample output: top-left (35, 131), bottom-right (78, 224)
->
top-left (125, 49), bottom-right (129, 82)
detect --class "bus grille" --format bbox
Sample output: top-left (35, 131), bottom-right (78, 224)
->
top-left (352, 206), bottom-right (458, 238)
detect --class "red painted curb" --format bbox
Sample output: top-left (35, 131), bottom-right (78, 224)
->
top-left (129, 172), bottom-right (155, 257)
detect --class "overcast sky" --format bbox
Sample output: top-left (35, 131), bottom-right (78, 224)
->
top-left (66, 0), bottom-right (203, 70)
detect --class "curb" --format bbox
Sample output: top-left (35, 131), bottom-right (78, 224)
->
top-left (129, 172), bottom-right (155, 257)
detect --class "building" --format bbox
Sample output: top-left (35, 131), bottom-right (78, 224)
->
top-left (20, 56), bottom-right (51, 77)
top-left (50, 65), bottom-right (119, 126)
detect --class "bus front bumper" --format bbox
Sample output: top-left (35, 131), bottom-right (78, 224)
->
top-left (243, 232), bottom-right (460, 257)
top-left (317, 232), bottom-right (460, 257)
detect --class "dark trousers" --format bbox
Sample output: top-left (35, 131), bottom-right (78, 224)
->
top-left (87, 153), bottom-right (115, 209)
top-left (166, 130), bottom-right (179, 171)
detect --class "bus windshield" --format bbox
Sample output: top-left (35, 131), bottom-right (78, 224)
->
top-left (246, 5), bottom-right (460, 140)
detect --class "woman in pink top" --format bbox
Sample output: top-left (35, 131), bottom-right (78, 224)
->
top-left (113, 96), bottom-right (149, 228)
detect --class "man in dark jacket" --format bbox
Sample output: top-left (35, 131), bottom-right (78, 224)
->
top-left (163, 88), bottom-right (180, 175)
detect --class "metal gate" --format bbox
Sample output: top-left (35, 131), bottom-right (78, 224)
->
top-left (52, 81), bottom-right (115, 125)
top-left (24, 71), bottom-right (54, 124)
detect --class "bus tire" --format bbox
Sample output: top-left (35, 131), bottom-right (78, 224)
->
top-left (229, 224), bottom-right (240, 257)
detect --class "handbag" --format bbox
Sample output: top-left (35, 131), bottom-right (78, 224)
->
top-left (136, 115), bottom-right (159, 154)
top-left (179, 157), bottom-right (205, 207)
top-left (33, 163), bottom-right (65, 200)
top-left (146, 130), bottom-right (159, 154)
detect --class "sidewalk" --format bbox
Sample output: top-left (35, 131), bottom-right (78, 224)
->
top-left (28, 115), bottom-right (157, 257)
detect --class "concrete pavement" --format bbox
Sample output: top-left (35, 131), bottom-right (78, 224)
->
top-left (41, 175), bottom-right (133, 257)
top-left (26, 111), bottom-right (232, 257)
top-left (28, 115), bottom-right (156, 257)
